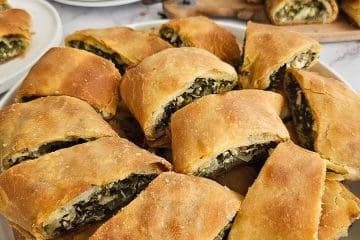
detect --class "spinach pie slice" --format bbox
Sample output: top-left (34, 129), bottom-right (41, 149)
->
top-left (120, 47), bottom-right (238, 141)
top-left (266, 0), bottom-right (338, 25)
top-left (284, 69), bottom-right (360, 180)
top-left (228, 141), bottom-right (326, 240)
top-left (171, 90), bottom-right (290, 177)
top-left (0, 96), bottom-right (116, 171)
top-left (0, 137), bottom-right (171, 239)
top-left (341, 0), bottom-right (360, 28)
top-left (15, 47), bottom-right (121, 119)
top-left (159, 16), bottom-right (241, 66)
top-left (0, 8), bottom-right (31, 63)
top-left (65, 27), bottom-right (171, 74)
top-left (239, 22), bottom-right (320, 90)
top-left (89, 172), bottom-right (242, 240)
top-left (0, 0), bottom-right (10, 11)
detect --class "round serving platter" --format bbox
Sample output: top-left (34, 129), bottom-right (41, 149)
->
top-left (50, 0), bottom-right (141, 8)
top-left (0, 20), bottom-right (359, 239)
top-left (0, 0), bottom-right (63, 94)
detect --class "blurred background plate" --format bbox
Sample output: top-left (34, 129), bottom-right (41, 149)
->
top-left (51, 0), bottom-right (140, 7)
top-left (0, 0), bottom-right (62, 94)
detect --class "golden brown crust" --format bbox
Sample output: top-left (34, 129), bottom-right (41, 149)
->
top-left (319, 180), bottom-right (360, 240)
top-left (160, 16), bottom-right (241, 66)
top-left (65, 27), bottom-right (171, 65)
top-left (0, 136), bottom-right (171, 239)
top-left (120, 47), bottom-right (238, 140)
top-left (341, 0), bottom-right (360, 27)
top-left (228, 141), bottom-right (326, 240)
top-left (240, 21), bottom-right (320, 89)
top-left (171, 90), bottom-right (290, 174)
top-left (15, 47), bottom-right (121, 119)
top-left (0, 8), bottom-right (31, 39)
top-left (0, 96), bottom-right (117, 171)
top-left (89, 172), bottom-right (242, 240)
top-left (288, 69), bottom-right (360, 180)
top-left (266, 0), bottom-right (338, 25)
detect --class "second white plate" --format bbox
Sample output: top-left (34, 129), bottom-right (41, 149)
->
top-left (51, 0), bottom-right (140, 7)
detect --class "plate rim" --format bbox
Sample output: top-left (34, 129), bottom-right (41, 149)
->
top-left (51, 0), bottom-right (141, 7)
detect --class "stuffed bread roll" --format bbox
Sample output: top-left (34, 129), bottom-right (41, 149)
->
top-left (0, 0), bottom-right (10, 11)
top-left (65, 27), bottom-right (171, 74)
top-left (239, 22), bottom-right (320, 90)
top-left (89, 172), bottom-right (242, 240)
top-left (284, 69), bottom-right (360, 180)
top-left (228, 141), bottom-right (326, 240)
top-left (341, 0), bottom-right (360, 28)
top-left (120, 47), bottom-right (238, 141)
top-left (266, 0), bottom-right (338, 25)
top-left (171, 90), bottom-right (290, 177)
top-left (0, 136), bottom-right (171, 239)
top-left (15, 47), bottom-right (121, 119)
top-left (159, 16), bottom-right (241, 66)
top-left (0, 96), bottom-right (116, 171)
top-left (319, 180), bottom-right (360, 240)
top-left (0, 8), bottom-right (31, 63)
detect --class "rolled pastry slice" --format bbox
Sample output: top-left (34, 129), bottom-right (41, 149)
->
top-left (0, 0), bottom-right (10, 11)
top-left (89, 172), bottom-right (242, 240)
top-left (0, 9), bottom-right (31, 63)
top-left (171, 90), bottom-right (290, 177)
top-left (341, 0), bottom-right (360, 28)
top-left (239, 22), bottom-right (320, 90)
top-left (319, 180), bottom-right (360, 240)
top-left (15, 47), bottom-right (121, 119)
top-left (0, 96), bottom-right (116, 171)
top-left (284, 69), bottom-right (360, 180)
top-left (65, 27), bottom-right (171, 74)
top-left (266, 0), bottom-right (338, 25)
top-left (159, 16), bottom-right (241, 66)
top-left (228, 141), bottom-right (326, 240)
top-left (0, 136), bottom-right (171, 239)
top-left (120, 47), bottom-right (238, 141)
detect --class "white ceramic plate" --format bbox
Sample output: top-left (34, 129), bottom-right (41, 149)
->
top-left (51, 0), bottom-right (140, 7)
top-left (0, 20), bottom-right (359, 239)
top-left (0, 0), bottom-right (62, 94)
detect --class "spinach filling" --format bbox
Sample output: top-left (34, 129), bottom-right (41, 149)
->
top-left (154, 78), bottom-right (236, 137)
top-left (267, 49), bottom-right (317, 90)
top-left (0, 3), bottom-right (10, 11)
top-left (275, 0), bottom-right (329, 23)
top-left (68, 40), bottom-right (127, 75)
top-left (0, 36), bottom-right (26, 63)
top-left (44, 174), bottom-right (157, 237)
top-left (5, 139), bottom-right (90, 169)
top-left (159, 27), bottom-right (189, 47)
top-left (285, 73), bottom-right (316, 150)
top-left (196, 142), bottom-right (278, 178)
top-left (214, 219), bottom-right (234, 240)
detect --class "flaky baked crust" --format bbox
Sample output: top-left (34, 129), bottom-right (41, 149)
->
top-left (319, 180), bottom-right (360, 240)
top-left (228, 141), bottom-right (326, 240)
top-left (65, 27), bottom-right (171, 65)
top-left (0, 96), bottom-right (116, 171)
top-left (15, 47), bottom-right (121, 119)
top-left (240, 22), bottom-right (320, 89)
top-left (120, 47), bottom-right (238, 140)
top-left (0, 136), bottom-right (171, 239)
top-left (341, 0), bottom-right (360, 27)
top-left (0, 8), bottom-right (31, 40)
top-left (266, 0), bottom-right (338, 25)
top-left (89, 172), bottom-right (242, 240)
top-left (160, 16), bottom-right (241, 66)
top-left (288, 69), bottom-right (360, 180)
top-left (171, 90), bottom-right (289, 174)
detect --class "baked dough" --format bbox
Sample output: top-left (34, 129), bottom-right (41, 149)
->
top-left (239, 21), bottom-right (320, 90)
top-left (319, 180), bottom-right (360, 240)
top-left (0, 136), bottom-right (171, 239)
top-left (15, 47), bottom-right (121, 119)
top-left (284, 69), bottom-right (360, 180)
top-left (0, 96), bottom-right (116, 171)
top-left (341, 0), bottom-right (360, 27)
top-left (0, 8), bottom-right (31, 63)
top-left (89, 172), bottom-right (242, 240)
top-left (171, 90), bottom-right (289, 176)
top-left (228, 141), bottom-right (326, 240)
top-left (65, 26), bottom-right (171, 74)
top-left (159, 16), bottom-right (241, 66)
top-left (120, 47), bottom-right (238, 141)
top-left (266, 0), bottom-right (338, 25)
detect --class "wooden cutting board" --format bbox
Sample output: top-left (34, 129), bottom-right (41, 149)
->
top-left (163, 0), bottom-right (360, 42)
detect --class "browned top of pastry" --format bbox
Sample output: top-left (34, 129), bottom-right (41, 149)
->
top-left (0, 8), bottom-right (31, 39)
